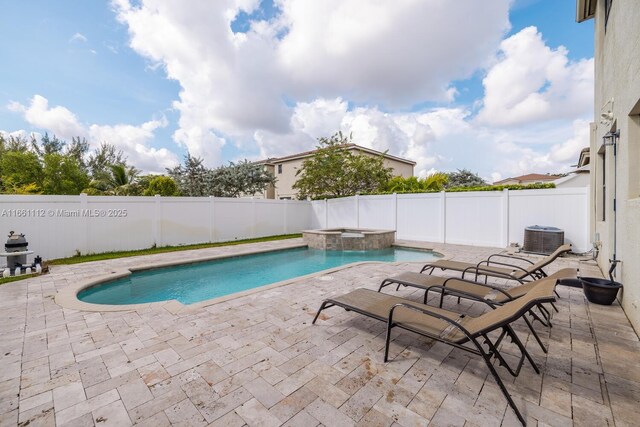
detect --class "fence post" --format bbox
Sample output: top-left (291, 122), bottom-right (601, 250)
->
top-left (79, 193), bottom-right (89, 255)
top-left (251, 197), bottom-right (257, 238)
top-left (440, 191), bottom-right (446, 243)
top-left (324, 199), bottom-right (328, 228)
top-left (393, 193), bottom-right (398, 232)
top-left (153, 194), bottom-right (161, 247)
top-left (355, 194), bottom-right (360, 228)
top-left (283, 199), bottom-right (288, 235)
top-left (502, 189), bottom-right (509, 247)
top-left (209, 196), bottom-right (216, 243)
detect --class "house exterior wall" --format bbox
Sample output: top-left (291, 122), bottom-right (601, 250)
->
top-left (585, 0), bottom-right (640, 332)
top-left (554, 173), bottom-right (590, 188)
top-left (270, 150), bottom-right (414, 200)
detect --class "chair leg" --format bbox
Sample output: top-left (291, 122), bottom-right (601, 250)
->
top-left (529, 307), bottom-right (550, 328)
top-left (472, 337), bottom-right (527, 426)
top-left (523, 315), bottom-right (548, 354)
top-left (312, 302), bottom-right (333, 324)
top-left (378, 279), bottom-right (390, 292)
top-left (384, 322), bottom-right (395, 362)
top-left (506, 325), bottom-right (540, 374)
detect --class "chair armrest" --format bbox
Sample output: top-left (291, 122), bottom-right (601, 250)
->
top-left (441, 277), bottom-right (512, 303)
top-left (487, 253), bottom-right (534, 265)
top-left (423, 283), bottom-right (500, 308)
top-left (388, 303), bottom-right (474, 341)
top-left (477, 260), bottom-right (531, 275)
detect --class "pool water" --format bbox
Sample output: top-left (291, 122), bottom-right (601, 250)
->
top-left (78, 247), bottom-right (439, 305)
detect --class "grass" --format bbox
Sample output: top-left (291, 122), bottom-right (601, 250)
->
top-left (0, 273), bottom-right (40, 286)
top-left (48, 233), bottom-right (303, 265)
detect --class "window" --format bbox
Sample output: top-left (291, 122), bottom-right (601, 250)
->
top-left (277, 164), bottom-right (282, 174)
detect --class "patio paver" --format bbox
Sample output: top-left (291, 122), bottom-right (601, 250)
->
top-left (1, 238), bottom-right (639, 426)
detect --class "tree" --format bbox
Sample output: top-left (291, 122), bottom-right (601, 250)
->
top-left (207, 160), bottom-right (276, 197)
top-left (167, 154), bottom-right (275, 197)
top-left (292, 132), bottom-right (393, 199)
top-left (383, 173), bottom-right (449, 193)
top-left (166, 153), bottom-right (208, 196)
top-left (0, 151), bottom-right (43, 193)
top-left (32, 133), bottom-right (65, 157)
top-left (143, 176), bottom-right (179, 196)
top-left (42, 153), bottom-right (89, 195)
top-left (87, 143), bottom-right (126, 182)
top-left (445, 169), bottom-right (486, 188)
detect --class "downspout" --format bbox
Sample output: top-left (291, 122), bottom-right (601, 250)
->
top-left (603, 130), bottom-right (620, 280)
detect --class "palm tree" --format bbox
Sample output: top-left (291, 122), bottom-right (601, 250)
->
top-left (106, 164), bottom-right (139, 195)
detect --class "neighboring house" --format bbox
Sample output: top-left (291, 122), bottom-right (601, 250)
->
top-left (493, 173), bottom-right (563, 185)
top-left (255, 144), bottom-right (415, 199)
top-left (554, 147), bottom-right (591, 188)
top-left (577, 0), bottom-right (640, 332)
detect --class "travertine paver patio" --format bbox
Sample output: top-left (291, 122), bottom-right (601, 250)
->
top-left (1, 238), bottom-right (639, 426)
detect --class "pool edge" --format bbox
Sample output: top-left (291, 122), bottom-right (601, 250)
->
top-left (55, 244), bottom-right (445, 313)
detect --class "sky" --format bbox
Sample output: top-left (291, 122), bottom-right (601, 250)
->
top-left (0, 0), bottom-right (594, 182)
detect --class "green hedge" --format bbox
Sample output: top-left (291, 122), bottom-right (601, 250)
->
top-left (360, 182), bottom-right (555, 196)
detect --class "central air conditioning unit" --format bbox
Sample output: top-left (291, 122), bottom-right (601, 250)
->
top-left (523, 225), bottom-right (564, 255)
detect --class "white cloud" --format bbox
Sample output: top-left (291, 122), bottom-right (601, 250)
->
top-left (111, 0), bottom-right (511, 165)
top-left (8, 95), bottom-right (84, 140)
top-left (6, 95), bottom-right (179, 174)
top-left (69, 32), bottom-right (88, 43)
top-left (477, 26), bottom-right (594, 127)
top-left (275, 0), bottom-right (510, 106)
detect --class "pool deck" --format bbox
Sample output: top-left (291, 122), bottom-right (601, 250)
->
top-left (1, 238), bottom-right (639, 426)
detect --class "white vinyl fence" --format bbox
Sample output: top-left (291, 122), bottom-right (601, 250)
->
top-left (310, 188), bottom-right (590, 253)
top-left (0, 187), bottom-right (590, 261)
top-left (0, 195), bottom-right (313, 259)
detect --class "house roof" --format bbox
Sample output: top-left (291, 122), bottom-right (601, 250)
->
top-left (493, 173), bottom-right (563, 185)
top-left (576, 0), bottom-right (597, 22)
top-left (578, 147), bottom-right (590, 167)
top-left (258, 144), bottom-right (416, 166)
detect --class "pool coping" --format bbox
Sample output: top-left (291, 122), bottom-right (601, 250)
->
top-left (54, 241), bottom-right (443, 313)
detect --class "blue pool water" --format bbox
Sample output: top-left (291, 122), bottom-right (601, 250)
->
top-left (78, 247), bottom-right (439, 305)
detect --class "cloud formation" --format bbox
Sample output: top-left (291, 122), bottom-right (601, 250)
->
top-left (477, 26), bottom-right (593, 126)
top-left (7, 95), bottom-right (179, 173)
top-left (111, 0), bottom-right (511, 166)
top-left (4, 2), bottom-right (592, 183)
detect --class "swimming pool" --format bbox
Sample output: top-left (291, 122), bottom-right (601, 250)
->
top-left (78, 247), bottom-right (439, 305)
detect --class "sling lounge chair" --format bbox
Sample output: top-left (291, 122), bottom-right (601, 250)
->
top-left (379, 267), bottom-right (576, 306)
top-left (378, 268), bottom-right (577, 352)
top-left (312, 278), bottom-right (560, 426)
top-left (421, 244), bottom-right (572, 283)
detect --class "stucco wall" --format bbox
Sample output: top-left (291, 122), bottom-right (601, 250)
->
top-left (589, 0), bottom-right (640, 332)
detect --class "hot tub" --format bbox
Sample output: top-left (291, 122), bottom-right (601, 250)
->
top-left (302, 228), bottom-right (396, 250)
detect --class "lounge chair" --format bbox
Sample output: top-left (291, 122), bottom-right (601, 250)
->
top-left (421, 244), bottom-right (572, 283)
top-left (312, 278), bottom-right (560, 426)
top-left (378, 268), bottom-right (577, 352)
top-left (379, 267), bottom-right (576, 306)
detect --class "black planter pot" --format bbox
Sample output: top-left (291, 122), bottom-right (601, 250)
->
top-left (580, 277), bottom-right (623, 305)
